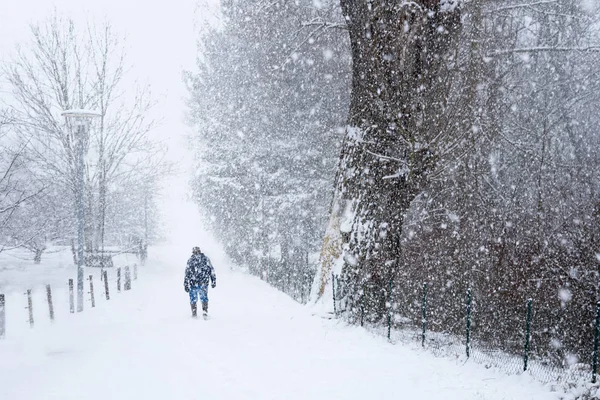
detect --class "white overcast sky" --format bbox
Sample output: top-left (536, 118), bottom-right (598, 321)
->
top-left (0, 0), bottom-right (221, 244)
top-left (0, 0), bottom-right (206, 142)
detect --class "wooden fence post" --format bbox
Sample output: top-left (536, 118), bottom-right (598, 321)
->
top-left (89, 275), bottom-right (96, 308)
top-left (103, 271), bottom-right (110, 300)
top-left (46, 285), bottom-right (55, 321)
top-left (117, 268), bottom-right (122, 292)
top-left (27, 289), bottom-right (34, 328)
top-left (124, 266), bottom-right (131, 291)
top-left (69, 279), bottom-right (75, 313)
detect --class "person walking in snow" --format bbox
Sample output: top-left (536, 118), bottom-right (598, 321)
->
top-left (184, 246), bottom-right (217, 318)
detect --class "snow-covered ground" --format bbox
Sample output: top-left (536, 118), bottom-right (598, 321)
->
top-left (0, 245), bottom-right (558, 400)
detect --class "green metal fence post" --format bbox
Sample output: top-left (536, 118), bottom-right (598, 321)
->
top-left (332, 273), bottom-right (337, 316)
top-left (422, 283), bottom-right (428, 348)
top-left (592, 301), bottom-right (600, 383)
top-left (523, 298), bottom-right (533, 371)
top-left (466, 288), bottom-right (472, 358)
top-left (360, 282), bottom-right (365, 327)
top-left (387, 278), bottom-right (392, 340)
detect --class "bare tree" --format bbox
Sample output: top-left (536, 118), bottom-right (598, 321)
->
top-left (0, 120), bottom-right (46, 253)
top-left (5, 14), bottom-right (165, 255)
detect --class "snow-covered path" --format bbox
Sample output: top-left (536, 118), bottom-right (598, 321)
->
top-left (0, 249), bottom-right (556, 400)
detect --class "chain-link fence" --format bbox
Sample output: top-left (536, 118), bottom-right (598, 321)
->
top-left (331, 273), bottom-right (599, 391)
top-left (244, 254), bottom-right (598, 392)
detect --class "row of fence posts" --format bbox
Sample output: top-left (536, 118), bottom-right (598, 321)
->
top-left (331, 274), bottom-right (600, 383)
top-left (0, 265), bottom-right (137, 337)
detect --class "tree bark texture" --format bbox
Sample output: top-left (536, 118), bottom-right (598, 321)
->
top-left (319, 0), bottom-right (461, 319)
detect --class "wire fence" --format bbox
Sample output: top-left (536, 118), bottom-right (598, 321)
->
top-left (246, 254), bottom-right (316, 304)
top-left (334, 273), bottom-right (600, 391)
top-left (239, 254), bottom-right (598, 393)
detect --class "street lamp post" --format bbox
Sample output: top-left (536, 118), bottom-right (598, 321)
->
top-left (62, 109), bottom-right (101, 313)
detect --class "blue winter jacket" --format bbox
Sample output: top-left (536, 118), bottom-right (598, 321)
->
top-left (184, 253), bottom-right (216, 291)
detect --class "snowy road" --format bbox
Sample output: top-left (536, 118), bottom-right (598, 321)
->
top-left (0, 251), bottom-right (556, 400)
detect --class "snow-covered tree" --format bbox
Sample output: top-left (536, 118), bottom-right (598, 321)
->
top-left (186, 0), bottom-right (350, 297)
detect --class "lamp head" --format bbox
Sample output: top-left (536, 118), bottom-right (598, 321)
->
top-left (62, 109), bottom-right (101, 127)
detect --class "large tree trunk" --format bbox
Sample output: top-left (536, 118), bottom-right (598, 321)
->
top-left (314, 0), bottom-right (461, 318)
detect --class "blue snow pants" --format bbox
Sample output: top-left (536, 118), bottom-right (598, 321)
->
top-left (189, 285), bottom-right (208, 304)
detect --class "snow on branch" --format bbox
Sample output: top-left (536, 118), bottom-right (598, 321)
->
top-left (280, 19), bottom-right (346, 69)
top-left (300, 19), bottom-right (347, 31)
top-left (365, 150), bottom-right (409, 167)
top-left (487, 0), bottom-right (558, 13)
top-left (489, 46), bottom-right (600, 56)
